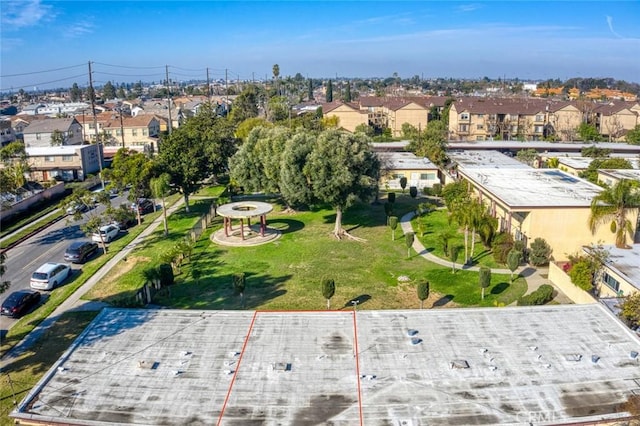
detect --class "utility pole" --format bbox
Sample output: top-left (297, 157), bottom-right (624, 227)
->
top-left (206, 67), bottom-right (212, 104)
top-left (119, 107), bottom-right (125, 148)
top-left (165, 65), bottom-right (172, 136)
top-left (225, 68), bottom-right (228, 106)
top-left (88, 61), bottom-right (104, 189)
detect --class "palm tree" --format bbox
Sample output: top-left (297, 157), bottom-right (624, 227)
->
top-left (589, 179), bottom-right (640, 249)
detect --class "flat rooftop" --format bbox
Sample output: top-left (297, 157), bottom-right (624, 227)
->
top-left (599, 168), bottom-right (640, 181)
top-left (448, 150), bottom-right (530, 169)
top-left (602, 244), bottom-right (640, 291)
top-left (13, 305), bottom-right (640, 425)
top-left (557, 157), bottom-right (593, 170)
top-left (459, 168), bottom-right (603, 207)
top-left (377, 152), bottom-right (438, 170)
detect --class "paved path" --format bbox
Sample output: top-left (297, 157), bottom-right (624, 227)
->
top-left (1, 199), bottom-right (186, 368)
top-left (400, 211), bottom-right (572, 302)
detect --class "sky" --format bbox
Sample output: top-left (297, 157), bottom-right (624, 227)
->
top-left (1, 0), bottom-right (639, 92)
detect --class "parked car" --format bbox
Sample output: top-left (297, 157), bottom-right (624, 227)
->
top-left (64, 241), bottom-right (99, 263)
top-left (112, 216), bottom-right (137, 230)
top-left (1, 289), bottom-right (41, 318)
top-left (30, 262), bottom-right (72, 291)
top-left (130, 198), bottom-right (154, 215)
top-left (66, 202), bottom-right (89, 215)
top-left (91, 224), bottom-right (120, 243)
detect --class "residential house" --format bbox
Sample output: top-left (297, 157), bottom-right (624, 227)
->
top-left (589, 244), bottom-right (640, 297)
top-left (451, 152), bottom-right (622, 260)
top-left (556, 157), bottom-right (593, 176)
top-left (1, 119), bottom-right (17, 146)
top-left (101, 114), bottom-right (161, 155)
top-left (596, 169), bottom-right (640, 187)
top-left (321, 101), bottom-right (368, 132)
top-left (25, 144), bottom-right (103, 182)
top-left (594, 103), bottom-right (639, 141)
top-left (377, 152), bottom-right (440, 190)
top-left (22, 118), bottom-right (84, 147)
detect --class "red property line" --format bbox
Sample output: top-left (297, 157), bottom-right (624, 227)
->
top-left (216, 310), bottom-right (258, 426)
top-left (352, 311), bottom-right (364, 426)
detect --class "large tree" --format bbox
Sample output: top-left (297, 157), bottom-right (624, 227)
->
top-left (589, 179), bottom-right (640, 248)
top-left (158, 103), bottom-right (236, 212)
top-left (304, 130), bottom-right (380, 239)
top-left (407, 120), bottom-right (448, 166)
top-left (103, 81), bottom-right (116, 100)
top-left (229, 84), bottom-right (262, 123)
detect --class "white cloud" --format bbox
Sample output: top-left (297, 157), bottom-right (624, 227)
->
top-left (457, 4), bottom-right (483, 12)
top-left (65, 22), bottom-right (95, 38)
top-left (606, 15), bottom-right (623, 38)
top-left (1, 0), bottom-right (55, 29)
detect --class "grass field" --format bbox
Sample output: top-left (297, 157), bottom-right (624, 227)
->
top-left (85, 192), bottom-right (527, 311)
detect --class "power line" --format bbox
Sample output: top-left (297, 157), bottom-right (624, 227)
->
top-left (92, 62), bottom-right (165, 70)
top-left (0, 63), bottom-right (85, 78)
top-left (94, 71), bottom-right (166, 78)
top-left (0, 73), bottom-right (88, 92)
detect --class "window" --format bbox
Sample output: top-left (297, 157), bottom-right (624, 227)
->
top-left (460, 113), bottom-right (469, 120)
top-left (393, 174), bottom-right (404, 179)
top-left (143, 129), bottom-right (148, 136)
top-left (535, 114), bottom-right (544, 122)
top-left (67, 130), bottom-right (74, 138)
top-left (476, 124), bottom-right (484, 130)
top-left (36, 133), bottom-right (41, 140)
top-left (132, 129), bottom-right (138, 136)
top-left (62, 155), bottom-right (73, 162)
top-left (477, 114), bottom-right (484, 118)
top-left (45, 156), bottom-right (55, 162)
top-left (420, 173), bottom-right (435, 180)
top-left (89, 123), bottom-right (95, 129)
top-left (459, 124), bottom-right (468, 132)
top-left (602, 272), bottom-right (620, 292)
top-left (116, 129), bottom-right (121, 136)
top-left (534, 125), bottom-right (544, 133)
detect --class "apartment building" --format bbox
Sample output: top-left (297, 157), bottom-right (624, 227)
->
top-left (25, 144), bottom-right (103, 182)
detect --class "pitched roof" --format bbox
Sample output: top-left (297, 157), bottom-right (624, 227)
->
top-left (22, 118), bottom-right (78, 133)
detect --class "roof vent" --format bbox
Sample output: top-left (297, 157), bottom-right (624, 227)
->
top-left (449, 359), bottom-right (470, 369)
top-left (564, 354), bottom-right (582, 362)
top-left (411, 338), bottom-right (423, 345)
top-left (272, 362), bottom-right (292, 372)
top-left (407, 329), bottom-right (419, 337)
top-left (630, 351), bottom-right (639, 360)
top-left (591, 355), bottom-right (600, 364)
top-left (138, 360), bottom-right (159, 370)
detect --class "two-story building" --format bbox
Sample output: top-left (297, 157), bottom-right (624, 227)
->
top-left (25, 144), bottom-right (103, 182)
top-left (22, 118), bottom-right (84, 147)
top-left (1, 118), bottom-right (17, 147)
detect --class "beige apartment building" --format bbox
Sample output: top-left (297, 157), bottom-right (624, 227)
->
top-left (321, 101), bottom-right (368, 132)
top-left (25, 144), bottom-right (103, 182)
top-left (75, 112), bottom-right (160, 154)
top-left (594, 102), bottom-right (640, 141)
top-left (377, 152), bottom-right (439, 190)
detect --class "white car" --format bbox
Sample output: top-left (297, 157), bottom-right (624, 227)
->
top-left (30, 262), bottom-right (72, 291)
top-left (92, 224), bottom-right (120, 243)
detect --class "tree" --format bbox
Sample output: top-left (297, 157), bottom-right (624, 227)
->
top-left (506, 250), bottom-right (521, 281)
top-left (229, 84), bottom-right (261, 123)
top-left (158, 103), bottom-right (236, 212)
top-left (343, 82), bottom-right (351, 102)
top-left (272, 64), bottom-right (280, 94)
top-left (106, 148), bottom-right (155, 225)
top-left (399, 176), bottom-right (407, 193)
top-left (439, 231), bottom-right (453, 257)
top-left (321, 278), bottom-right (336, 309)
top-left (117, 84), bottom-right (126, 99)
top-left (449, 245), bottom-right (461, 273)
top-left (579, 157), bottom-right (632, 184)
top-left (417, 280), bottom-right (430, 309)
top-left (266, 95), bottom-right (289, 122)
top-left (529, 237), bottom-right (553, 266)
top-left (408, 120), bottom-right (448, 166)
top-left (233, 272), bottom-right (246, 308)
top-left (589, 179), bottom-right (640, 248)
top-left (279, 130), bottom-right (316, 209)
top-left (304, 129), bottom-right (379, 239)
top-left (326, 79), bottom-right (333, 102)
top-left (70, 82), bottom-right (82, 102)
top-left (158, 263), bottom-right (174, 287)
top-left (479, 267), bottom-right (491, 300)
top-left (405, 232), bottom-right (415, 258)
top-left (578, 123), bottom-right (602, 142)
top-left (581, 145), bottom-right (611, 158)
top-left (568, 258), bottom-right (594, 291)
top-left (50, 129), bottom-right (64, 146)
top-left (626, 124), bottom-right (640, 145)
top-left (308, 78), bottom-right (314, 101)
top-left (409, 186), bottom-right (418, 198)
top-left (492, 232), bottom-right (514, 264)
top-left (151, 173), bottom-right (171, 236)
top-left (388, 216), bottom-right (399, 240)
top-left (103, 81), bottom-right (116, 100)
top-left (0, 251), bottom-right (10, 294)
top-left (618, 292), bottom-right (640, 328)
top-left (142, 267), bottom-right (161, 289)
top-left (515, 148), bottom-right (538, 166)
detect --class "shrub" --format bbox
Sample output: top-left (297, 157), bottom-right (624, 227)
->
top-left (492, 232), bottom-right (514, 264)
top-left (517, 284), bottom-right (554, 306)
top-left (431, 183), bottom-right (442, 196)
top-left (529, 237), bottom-right (552, 266)
top-left (388, 192), bottom-right (396, 203)
top-left (158, 263), bottom-right (174, 287)
top-left (568, 259), bottom-right (593, 291)
top-left (409, 186), bottom-right (418, 198)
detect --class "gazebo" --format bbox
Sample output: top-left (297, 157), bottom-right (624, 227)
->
top-left (213, 201), bottom-right (280, 247)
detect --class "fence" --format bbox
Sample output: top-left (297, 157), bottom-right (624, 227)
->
top-left (188, 201), bottom-right (218, 242)
top-left (548, 262), bottom-right (597, 304)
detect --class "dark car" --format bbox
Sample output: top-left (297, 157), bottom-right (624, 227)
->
top-left (1, 289), bottom-right (41, 318)
top-left (131, 198), bottom-right (154, 215)
top-left (64, 241), bottom-right (99, 263)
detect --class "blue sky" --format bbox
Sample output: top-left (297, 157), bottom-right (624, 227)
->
top-left (1, 1), bottom-right (639, 91)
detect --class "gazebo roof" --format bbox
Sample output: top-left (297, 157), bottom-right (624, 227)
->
top-left (216, 201), bottom-right (273, 219)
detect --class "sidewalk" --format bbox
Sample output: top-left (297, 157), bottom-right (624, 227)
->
top-left (1, 199), bottom-right (185, 367)
top-left (399, 211), bottom-right (571, 301)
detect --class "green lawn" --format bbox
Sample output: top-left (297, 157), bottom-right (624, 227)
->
top-left (411, 208), bottom-right (503, 269)
top-left (85, 192), bottom-right (526, 311)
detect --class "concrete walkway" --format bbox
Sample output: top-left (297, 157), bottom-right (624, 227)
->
top-left (1, 199), bottom-right (186, 368)
top-left (400, 211), bottom-right (571, 301)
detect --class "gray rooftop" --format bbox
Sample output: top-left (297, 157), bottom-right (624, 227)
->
top-left (598, 168), bottom-right (640, 181)
top-left (377, 152), bottom-right (438, 170)
top-left (459, 168), bottom-right (603, 208)
top-left (557, 157), bottom-right (593, 170)
top-left (448, 150), bottom-right (530, 169)
top-left (13, 305), bottom-right (640, 425)
top-left (602, 244), bottom-right (640, 291)
top-left (25, 145), bottom-right (91, 156)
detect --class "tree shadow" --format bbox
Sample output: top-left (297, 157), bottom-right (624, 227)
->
top-left (266, 218), bottom-right (305, 234)
top-left (519, 267), bottom-right (537, 278)
top-left (433, 294), bottom-right (454, 307)
top-left (342, 294), bottom-right (371, 309)
top-left (32, 223), bottom-right (87, 246)
top-left (490, 282), bottom-right (510, 295)
top-left (471, 249), bottom-right (492, 263)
